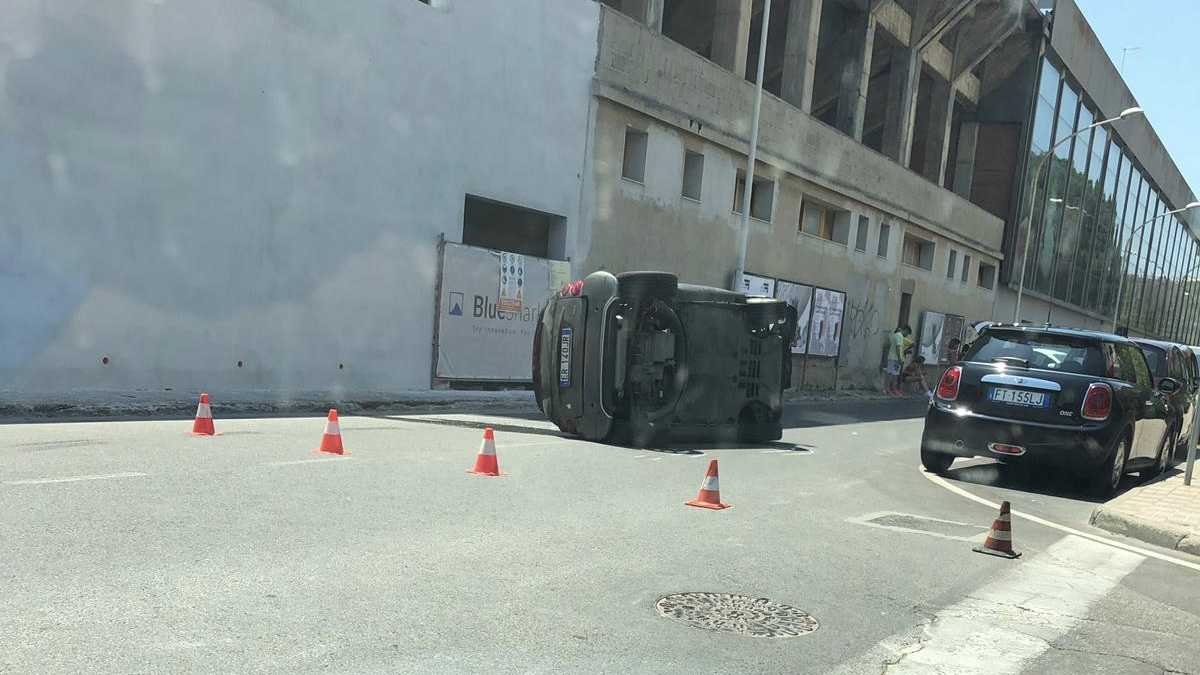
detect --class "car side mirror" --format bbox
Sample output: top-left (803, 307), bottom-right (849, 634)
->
top-left (1158, 377), bottom-right (1181, 393)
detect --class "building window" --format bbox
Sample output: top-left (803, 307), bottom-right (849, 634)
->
top-left (902, 233), bottom-right (935, 271)
top-left (622, 128), bottom-right (648, 183)
top-left (855, 215), bottom-right (869, 252)
top-left (733, 172), bottom-right (774, 222)
top-left (682, 150), bottom-right (704, 201)
top-left (947, 250), bottom-right (958, 279)
top-left (978, 262), bottom-right (996, 290)
top-left (462, 195), bottom-right (566, 259)
top-left (961, 254), bottom-right (971, 283)
top-left (877, 222), bottom-right (891, 258)
top-left (799, 199), bottom-right (849, 245)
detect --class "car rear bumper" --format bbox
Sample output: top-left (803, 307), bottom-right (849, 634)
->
top-left (921, 401), bottom-right (1118, 467)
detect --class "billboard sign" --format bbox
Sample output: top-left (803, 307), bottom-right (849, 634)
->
top-left (435, 243), bottom-right (556, 381)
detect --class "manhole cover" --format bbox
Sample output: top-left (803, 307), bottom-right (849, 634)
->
top-left (655, 593), bottom-right (818, 638)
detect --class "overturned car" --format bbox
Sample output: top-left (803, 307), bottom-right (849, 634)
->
top-left (532, 271), bottom-right (796, 446)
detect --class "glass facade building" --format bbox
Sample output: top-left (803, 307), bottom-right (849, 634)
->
top-left (1017, 56), bottom-right (1200, 342)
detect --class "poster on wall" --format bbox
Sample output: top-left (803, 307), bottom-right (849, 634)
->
top-left (740, 272), bottom-right (776, 298)
top-left (774, 280), bottom-right (813, 354)
top-left (808, 288), bottom-right (846, 357)
top-left (436, 243), bottom-right (554, 381)
top-left (498, 251), bottom-right (525, 313)
top-left (940, 314), bottom-right (965, 363)
top-left (919, 311), bottom-right (946, 363)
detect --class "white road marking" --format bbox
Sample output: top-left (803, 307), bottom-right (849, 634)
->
top-left (267, 457), bottom-right (351, 466)
top-left (920, 466), bottom-right (1200, 573)
top-left (4, 472), bottom-right (147, 485)
top-left (884, 535), bottom-right (1142, 673)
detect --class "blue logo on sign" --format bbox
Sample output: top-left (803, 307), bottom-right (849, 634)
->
top-left (448, 292), bottom-right (464, 316)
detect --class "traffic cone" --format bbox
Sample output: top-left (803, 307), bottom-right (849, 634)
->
top-left (686, 459), bottom-right (730, 510)
top-left (467, 427), bottom-right (501, 476)
top-left (315, 408), bottom-right (347, 455)
top-left (190, 393), bottom-right (216, 436)
top-left (974, 501), bottom-right (1021, 558)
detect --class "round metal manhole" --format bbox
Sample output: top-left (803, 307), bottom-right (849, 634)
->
top-left (655, 593), bottom-right (818, 638)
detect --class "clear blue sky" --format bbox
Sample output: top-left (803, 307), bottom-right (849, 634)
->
top-left (1076, 0), bottom-right (1200, 197)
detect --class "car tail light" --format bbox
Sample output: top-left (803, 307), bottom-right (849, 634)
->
top-left (1081, 383), bottom-right (1112, 421)
top-left (936, 366), bottom-right (962, 401)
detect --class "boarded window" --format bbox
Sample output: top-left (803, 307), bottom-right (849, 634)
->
top-left (903, 233), bottom-right (935, 270)
top-left (733, 172), bottom-right (775, 221)
top-left (978, 262), bottom-right (996, 290)
top-left (682, 150), bottom-right (704, 200)
top-left (855, 215), bottom-right (870, 252)
top-left (622, 128), bottom-right (648, 183)
top-left (800, 199), bottom-right (849, 245)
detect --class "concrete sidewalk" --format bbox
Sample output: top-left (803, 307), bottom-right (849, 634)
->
top-left (1091, 469), bottom-right (1200, 557)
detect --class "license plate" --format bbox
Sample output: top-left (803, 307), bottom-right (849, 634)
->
top-left (558, 327), bottom-right (572, 387)
top-left (990, 387), bottom-right (1048, 408)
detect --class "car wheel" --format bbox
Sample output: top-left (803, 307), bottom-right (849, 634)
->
top-left (616, 271), bottom-right (678, 303)
top-left (920, 445), bottom-right (954, 474)
top-left (1090, 435), bottom-right (1129, 499)
top-left (1153, 428), bottom-right (1174, 476)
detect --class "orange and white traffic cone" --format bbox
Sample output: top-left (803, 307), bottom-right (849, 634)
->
top-left (467, 427), bottom-right (501, 476)
top-left (315, 408), bottom-right (347, 455)
top-left (686, 459), bottom-right (730, 510)
top-left (190, 393), bottom-right (216, 436)
top-left (974, 501), bottom-right (1021, 558)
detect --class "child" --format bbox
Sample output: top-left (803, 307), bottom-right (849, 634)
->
top-left (901, 354), bottom-right (932, 398)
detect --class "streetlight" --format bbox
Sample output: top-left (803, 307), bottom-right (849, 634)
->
top-left (1012, 106), bottom-right (1144, 322)
top-left (1109, 201), bottom-right (1200, 332)
top-left (732, 0), bottom-right (772, 292)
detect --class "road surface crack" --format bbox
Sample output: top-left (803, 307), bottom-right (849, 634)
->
top-left (879, 609), bottom-right (938, 674)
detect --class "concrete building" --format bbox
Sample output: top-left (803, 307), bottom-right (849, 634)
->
top-left (0, 0), bottom-right (599, 399)
top-left (3, 0), bottom-right (1197, 402)
top-left (587, 0), bottom-right (1200, 388)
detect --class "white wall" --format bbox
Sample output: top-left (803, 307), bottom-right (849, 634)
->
top-left (0, 0), bottom-right (599, 397)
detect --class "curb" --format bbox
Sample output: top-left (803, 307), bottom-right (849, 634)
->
top-left (0, 396), bottom-right (540, 422)
top-left (1089, 506), bottom-right (1200, 556)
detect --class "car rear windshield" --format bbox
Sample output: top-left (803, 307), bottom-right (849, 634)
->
top-left (963, 331), bottom-right (1106, 375)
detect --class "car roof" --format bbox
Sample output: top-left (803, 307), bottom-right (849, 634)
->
top-left (1129, 337), bottom-right (1182, 352)
top-left (983, 324), bottom-right (1130, 344)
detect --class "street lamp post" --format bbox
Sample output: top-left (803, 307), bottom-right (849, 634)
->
top-left (1109, 202), bottom-right (1200, 333)
top-left (1012, 107), bottom-right (1144, 323)
top-left (732, 0), bottom-right (772, 292)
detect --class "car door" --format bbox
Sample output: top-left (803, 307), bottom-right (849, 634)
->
top-left (1119, 344), bottom-right (1169, 462)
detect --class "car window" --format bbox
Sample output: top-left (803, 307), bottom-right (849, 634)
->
top-left (1118, 345), bottom-right (1152, 389)
top-left (963, 331), bottom-right (1106, 375)
top-left (1102, 343), bottom-right (1124, 381)
top-left (1138, 345), bottom-right (1167, 378)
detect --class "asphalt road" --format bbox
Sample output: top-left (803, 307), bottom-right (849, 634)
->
top-left (2, 400), bottom-right (1198, 674)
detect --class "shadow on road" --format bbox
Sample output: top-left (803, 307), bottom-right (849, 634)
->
top-left (780, 398), bottom-right (929, 429)
top-left (940, 459), bottom-right (1148, 504)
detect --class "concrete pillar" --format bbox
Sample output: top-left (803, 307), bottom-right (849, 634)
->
top-left (712, 0), bottom-right (753, 75)
top-left (646, 0), bottom-right (665, 32)
top-left (920, 76), bottom-right (955, 183)
top-left (835, 11), bottom-right (875, 139)
top-left (780, 0), bottom-right (823, 113)
top-left (951, 120), bottom-right (978, 198)
top-left (881, 48), bottom-right (919, 165)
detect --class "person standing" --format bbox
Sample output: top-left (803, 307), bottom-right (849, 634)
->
top-left (885, 325), bottom-right (913, 395)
